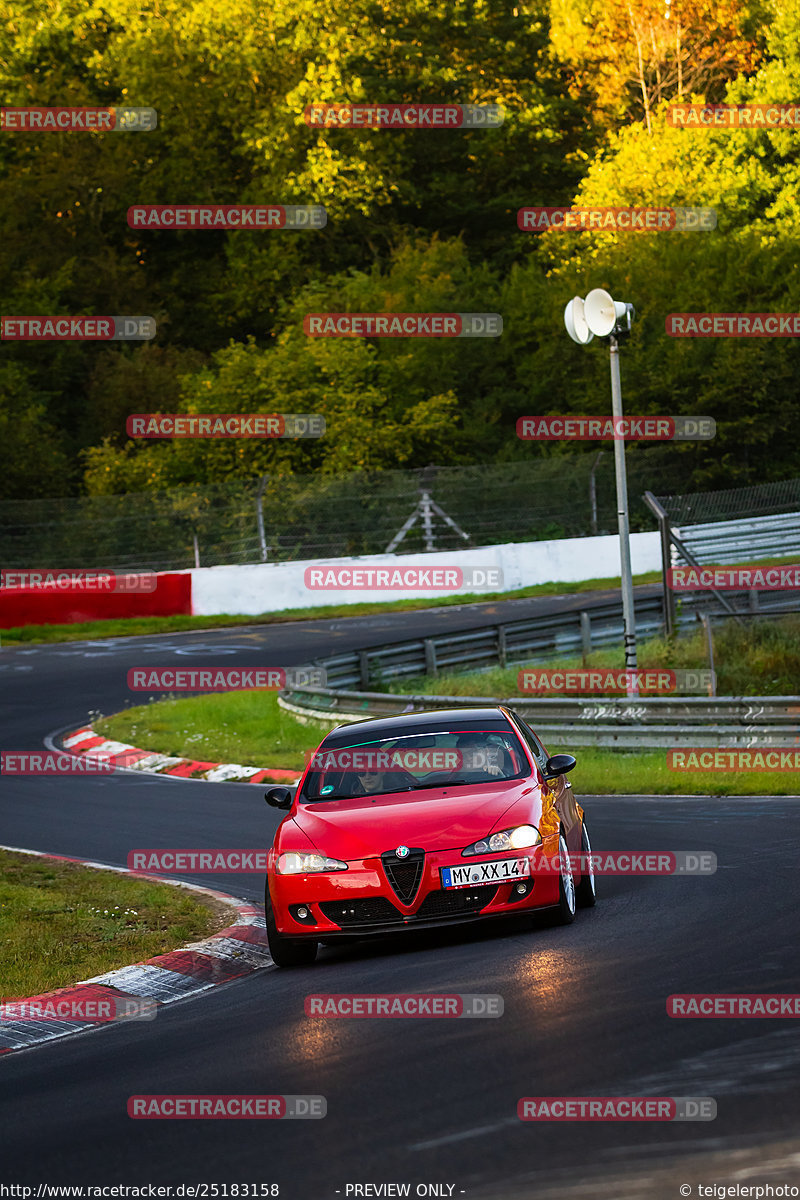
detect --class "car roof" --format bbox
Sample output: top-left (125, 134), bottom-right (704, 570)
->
top-left (322, 706), bottom-right (515, 746)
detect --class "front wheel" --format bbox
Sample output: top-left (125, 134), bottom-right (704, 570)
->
top-left (551, 832), bottom-right (576, 925)
top-left (575, 820), bottom-right (597, 908)
top-left (265, 884), bottom-right (318, 967)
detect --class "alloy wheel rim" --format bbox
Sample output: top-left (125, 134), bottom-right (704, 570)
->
top-left (560, 836), bottom-right (576, 913)
top-left (584, 826), bottom-right (596, 896)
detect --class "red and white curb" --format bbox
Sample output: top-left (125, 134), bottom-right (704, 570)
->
top-left (0, 846), bottom-right (273, 1057)
top-left (58, 725), bottom-right (300, 786)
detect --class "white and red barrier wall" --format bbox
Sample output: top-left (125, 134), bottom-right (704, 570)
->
top-left (0, 572), bottom-right (192, 629)
top-left (0, 532), bottom-right (661, 628)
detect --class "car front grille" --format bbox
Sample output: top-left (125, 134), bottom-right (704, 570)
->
top-left (381, 848), bottom-right (425, 903)
top-left (319, 898), bottom-right (404, 927)
top-left (319, 882), bottom-right (501, 929)
top-left (415, 885), bottom-right (499, 919)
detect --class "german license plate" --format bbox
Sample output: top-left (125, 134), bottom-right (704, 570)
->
top-left (440, 858), bottom-right (530, 889)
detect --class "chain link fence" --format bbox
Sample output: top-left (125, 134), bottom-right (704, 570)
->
top-left (656, 477), bottom-right (800, 527)
top-left (0, 452), bottom-right (749, 571)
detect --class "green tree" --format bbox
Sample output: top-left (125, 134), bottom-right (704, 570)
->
top-left (0, 363), bottom-right (71, 499)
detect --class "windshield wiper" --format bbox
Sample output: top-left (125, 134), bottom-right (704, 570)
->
top-left (429, 776), bottom-right (514, 786)
top-left (401, 779), bottom-right (465, 789)
top-left (431, 776), bottom-right (497, 786)
top-left (303, 785), bottom-right (418, 802)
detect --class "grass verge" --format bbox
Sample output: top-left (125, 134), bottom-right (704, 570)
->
top-left (0, 570), bottom-right (661, 645)
top-left (95, 691), bottom-right (330, 769)
top-left (387, 615), bottom-right (800, 698)
top-left (556, 746), bottom-right (800, 797)
top-left (94, 693), bottom-right (799, 797)
top-left (0, 849), bottom-right (232, 998)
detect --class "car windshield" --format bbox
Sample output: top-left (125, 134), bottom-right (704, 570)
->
top-left (300, 727), bottom-right (530, 801)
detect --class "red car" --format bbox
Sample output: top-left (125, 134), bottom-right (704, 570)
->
top-left (263, 706), bottom-right (595, 966)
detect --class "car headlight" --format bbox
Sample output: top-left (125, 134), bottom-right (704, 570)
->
top-left (462, 825), bottom-right (541, 857)
top-left (276, 852), bottom-right (348, 875)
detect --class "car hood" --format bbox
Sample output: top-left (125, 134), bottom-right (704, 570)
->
top-left (290, 780), bottom-right (541, 860)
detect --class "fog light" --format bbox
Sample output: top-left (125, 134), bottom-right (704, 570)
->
top-left (289, 903), bottom-right (317, 925)
top-left (515, 882), bottom-right (527, 894)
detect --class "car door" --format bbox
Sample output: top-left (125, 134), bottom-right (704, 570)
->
top-left (509, 712), bottom-right (583, 855)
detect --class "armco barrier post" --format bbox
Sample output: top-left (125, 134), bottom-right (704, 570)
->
top-left (580, 610), bottom-right (592, 662)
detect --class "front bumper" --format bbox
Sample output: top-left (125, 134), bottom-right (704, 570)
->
top-left (268, 840), bottom-right (562, 937)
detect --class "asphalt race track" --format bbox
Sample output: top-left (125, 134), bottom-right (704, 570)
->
top-left (2, 593), bottom-right (799, 1198)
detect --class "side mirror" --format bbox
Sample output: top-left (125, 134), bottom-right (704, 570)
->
top-left (265, 786), bottom-right (293, 810)
top-left (544, 753), bottom-right (577, 779)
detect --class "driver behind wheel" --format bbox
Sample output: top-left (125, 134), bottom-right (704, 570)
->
top-left (453, 731), bottom-right (506, 779)
top-left (347, 768), bottom-right (414, 795)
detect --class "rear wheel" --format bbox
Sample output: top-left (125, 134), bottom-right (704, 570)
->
top-left (551, 832), bottom-right (576, 925)
top-left (265, 884), bottom-right (318, 967)
top-left (575, 820), bottom-right (597, 908)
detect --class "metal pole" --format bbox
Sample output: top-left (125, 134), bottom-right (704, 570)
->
top-left (256, 475), bottom-right (269, 562)
top-left (657, 504), bottom-right (675, 637)
top-left (700, 612), bottom-right (716, 696)
top-left (421, 491), bottom-right (435, 552)
top-left (642, 490), bottom-right (675, 637)
top-left (384, 501), bottom-right (421, 554)
top-left (429, 499), bottom-right (470, 543)
top-left (608, 335), bottom-right (638, 680)
top-left (580, 610), bottom-right (592, 664)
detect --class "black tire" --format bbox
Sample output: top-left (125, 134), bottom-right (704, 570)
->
top-left (575, 820), bottom-right (597, 909)
top-left (265, 884), bottom-right (318, 967)
top-left (551, 832), bottom-right (577, 925)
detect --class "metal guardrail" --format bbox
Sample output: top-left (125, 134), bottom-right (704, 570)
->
top-left (673, 512), bottom-right (800, 566)
top-left (321, 597), bottom-right (666, 691)
top-left (279, 687), bottom-right (800, 748)
top-left (278, 591), bottom-right (800, 747)
top-left (316, 590), bottom-right (797, 691)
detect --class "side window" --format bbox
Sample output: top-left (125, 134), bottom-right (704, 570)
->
top-left (513, 715), bottom-right (548, 772)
